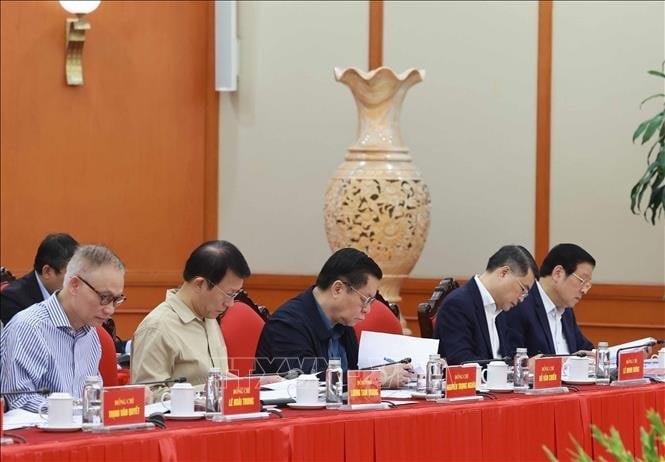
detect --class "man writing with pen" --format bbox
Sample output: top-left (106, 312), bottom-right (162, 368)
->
top-left (254, 248), bottom-right (413, 388)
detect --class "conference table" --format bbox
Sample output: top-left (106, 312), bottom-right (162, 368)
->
top-left (2, 383), bottom-right (663, 462)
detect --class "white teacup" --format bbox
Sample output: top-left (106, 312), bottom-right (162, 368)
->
top-left (651, 349), bottom-right (665, 369)
top-left (38, 392), bottom-right (74, 426)
top-left (462, 363), bottom-right (482, 390)
top-left (161, 382), bottom-right (195, 416)
top-left (482, 361), bottom-right (510, 388)
top-left (564, 356), bottom-right (589, 380)
top-left (288, 374), bottom-right (320, 404)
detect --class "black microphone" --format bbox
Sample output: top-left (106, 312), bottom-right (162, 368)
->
top-left (538, 352), bottom-right (588, 358)
top-left (0, 387), bottom-right (50, 396)
top-left (361, 357), bottom-right (412, 370)
top-left (460, 357), bottom-right (512, 366)
top-left (134, 377), bottom-right (187, 386)
top-left (614, 341), bottom-right (661, 368)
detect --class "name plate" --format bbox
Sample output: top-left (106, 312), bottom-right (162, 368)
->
top-left (347, 370), bottom-right (381, 405)
top-left (223, 377), bottom-right (260, 415)
top-left (533, 357), bottom-right (562, 389)
top-left (445, 366), bottom-right (477, 399)
top-left (618, 351), bottom-right (644, 381)
top-left (102, 385), bottom-right (145, 427)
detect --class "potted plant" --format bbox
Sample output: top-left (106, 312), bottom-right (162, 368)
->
top-left (630, 62), bottom-right (665, 225)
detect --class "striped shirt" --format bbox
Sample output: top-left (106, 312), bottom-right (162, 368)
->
top-left (0, 292), bottom-right (101, 412)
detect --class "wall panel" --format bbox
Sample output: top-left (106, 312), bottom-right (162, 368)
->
top-left (0, 1), bottom-right (217, 313)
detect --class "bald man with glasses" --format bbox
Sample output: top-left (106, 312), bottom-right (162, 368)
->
top-left (1, 244), bottom-right (126, 412)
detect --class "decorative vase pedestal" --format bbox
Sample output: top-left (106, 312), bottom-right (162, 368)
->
top-left (324, 67), bottom-right (431, 303)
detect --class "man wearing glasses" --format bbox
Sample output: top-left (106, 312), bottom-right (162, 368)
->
top-left (434, 245), bottom-right (538, 365)
top-left (254, 248), bottom-right (412, 388)
top-left (131, 240), bottom-right (251, 397)
top-left (1, 245), bottom-right (126, 411)
top-left (503, 243), bottom-right (595, 358)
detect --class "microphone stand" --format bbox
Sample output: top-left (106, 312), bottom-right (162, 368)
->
top-left (361, 358), bottom-right (412, 370)
top-left (611, 341), bottom-right (658, 386)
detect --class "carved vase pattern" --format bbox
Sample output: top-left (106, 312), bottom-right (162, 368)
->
top-left (324, 67), bottom-right (431, 303)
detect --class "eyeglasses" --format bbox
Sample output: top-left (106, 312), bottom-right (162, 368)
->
top-left (77, 275), bottom-right (126, 307)
top-left (570, 272), bottom-right (593, 291)
top-left (516, 279), bottom-right (530, 300)
top-left (207, 280), bottom-right (242, 300)
top-left (341, 281), bottom-right (376, 308)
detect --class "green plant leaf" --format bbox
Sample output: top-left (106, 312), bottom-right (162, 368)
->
top-left (640, 427), bottom-right (658, 462)
top-left (634, 119), bottom-right (652, 142)
top-left (640, 93), bottom-right (665, 107)
top-left (647, 70), bottom-right (665, 78)
top-left (642, 114), bottom-right (665, 144)
top-left (542, 445), bottom-right (559, 462)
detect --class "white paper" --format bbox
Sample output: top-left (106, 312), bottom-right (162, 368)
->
top-left (609, 337), bottom-right (656, 363)
top-left (380, 389), bottom-right (415, 399)
top-left (358, 331), bottom-right (439, 374)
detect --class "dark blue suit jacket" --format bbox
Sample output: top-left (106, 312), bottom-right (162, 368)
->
top-left (0, 271), bottom-right (43, 326)
top-left (433, 278), bottom-right (510, 365)
top-left (254, 287), bottom-right (359, 377)
top-left (503, 283), bottom-right (593, 357)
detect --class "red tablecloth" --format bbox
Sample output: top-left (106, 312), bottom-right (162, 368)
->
top-left (2, 384), bottom-right (663, 462)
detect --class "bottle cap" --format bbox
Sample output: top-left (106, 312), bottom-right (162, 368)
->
top-left (429, 353), bottom-right (441, 360)
top-left (328, 358), bottom-right (341, 367)
top-left (85, 375), bottom-right (101, 382)
top-left (598, 341), bottom-right (609, 348)
top-left (516, 347), bottom-right (527, 353)
top-left (209, 367), bottom-right (221, 373)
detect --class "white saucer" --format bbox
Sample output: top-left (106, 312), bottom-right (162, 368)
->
top-left (562, 376), bottom-right (596, 385)
top-left (480, 384), bottom-right (514, 393)
top-left (38, 423), bottom-right (82, 432)
top-left (165, 411), bottom-right (205, 420)
top-left (286, 402), bottom-right (326, 410)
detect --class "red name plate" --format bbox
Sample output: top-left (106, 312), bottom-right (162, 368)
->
top-left (347, 370), bottom-right (381, 405)
top-left (223, 377), bottom-right (260, 415)
top-left (618, 351), bottom-right (644, 381)
top-left (445, 366), bottom-right (477, 399)
top-left (102, 386), bottom-right (145, 426)
top-left (533, 357), bottom-right (562, 389)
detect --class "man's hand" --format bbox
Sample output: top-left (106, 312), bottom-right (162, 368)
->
top-left (258, 374), bottom-right (283, 385)
top-left (380, 363), bottom-right (413, 389)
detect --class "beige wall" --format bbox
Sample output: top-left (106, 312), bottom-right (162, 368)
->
top-left (550, 0), bottom-right (664, 284)
top-left (218, 0), bottom-right (367, 274)
top-left (219, 0), bottom-right (664, 284)
top-left (383, 0), bottom-right (538, 278)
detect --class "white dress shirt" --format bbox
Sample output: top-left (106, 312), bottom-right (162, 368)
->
top-left (35, 271), bottom-right (51, 300)
top-left (474, 275), bottom-right (502, 359)
top-left (537, 282), bottom-right (570, 354)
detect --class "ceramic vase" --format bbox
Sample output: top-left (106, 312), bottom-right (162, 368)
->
top-left (324, 67), bottom-right (431, 303)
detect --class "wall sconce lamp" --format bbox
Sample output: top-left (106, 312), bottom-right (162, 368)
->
top-left (59, 1), bottom-right (101, 86)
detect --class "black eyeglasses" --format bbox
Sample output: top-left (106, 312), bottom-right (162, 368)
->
top-left (207, 280), bottom-right (242, 300)
top-left (77, 275), bottom-right (126, 307)
top-left (341, 281), bottom-right (376, 308)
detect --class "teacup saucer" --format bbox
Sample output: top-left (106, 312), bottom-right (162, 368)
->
top-left (286, 402), bottom-right (326, 410)
top-left (480, 383), bottom-right (514, 393)
top-left (165, 411), bottom-right (205, 420)
top-left (562, 376), bottom-right (596, 385)
top-left (38, 423), bottom-right (82, 432)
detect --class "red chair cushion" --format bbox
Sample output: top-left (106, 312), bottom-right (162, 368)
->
top-left (220, 302), bottom-right (265, 376)
top-left (354, 299), bottom-right (403, 342)
top-left (96, 326), bottom-right (118, 386)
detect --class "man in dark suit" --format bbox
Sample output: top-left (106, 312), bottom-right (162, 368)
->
top-left (1, 233), bottom-right (78, 326)
top-left (504, 243), bottom-right (595, 357)
top-left (434, 245), bottom-right (538, 365)
top-left (255, 248), bottom-right (412, 388)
